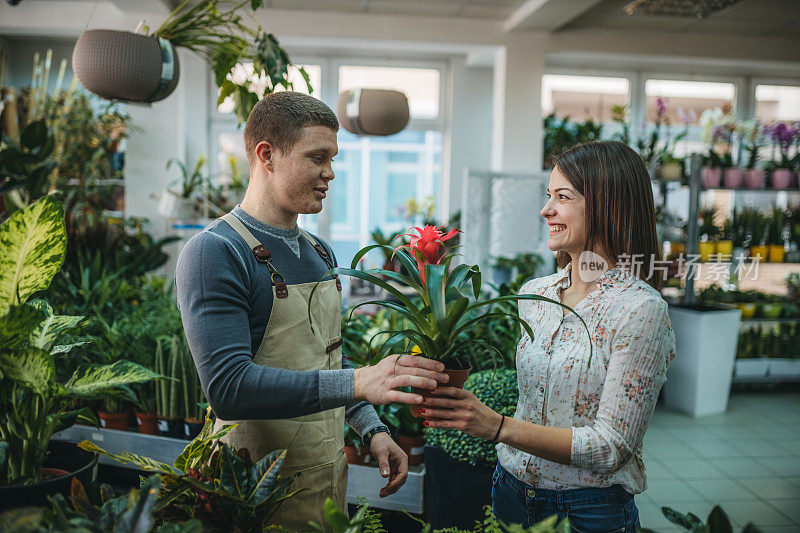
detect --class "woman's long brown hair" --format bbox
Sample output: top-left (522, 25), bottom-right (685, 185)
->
top-left (550, 140), bottom-right (662, 291)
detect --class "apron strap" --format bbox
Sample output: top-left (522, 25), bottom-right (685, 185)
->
top-left (221, 213), bottom-right (289, 298)
top-left (300, 229), bottom-right (342, 292)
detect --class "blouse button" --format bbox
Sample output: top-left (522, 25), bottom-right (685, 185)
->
top-left (526, 489), bottom-right (536, 498)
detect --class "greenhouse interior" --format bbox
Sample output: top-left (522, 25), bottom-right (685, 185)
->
top-left (1, 0), bottom-right (799, 531)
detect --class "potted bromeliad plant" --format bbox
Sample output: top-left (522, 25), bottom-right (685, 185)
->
top-left (0, 196), bottom-right (161, 509)
top-left (309, 225), bottom-right (589, 418)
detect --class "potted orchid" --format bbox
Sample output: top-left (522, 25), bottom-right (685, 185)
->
top-left (736, 118), bottom-right (766, 189)
top-left (309, 225), bottom-right (590, 415)
top-left (699, 106), bottom-right (737, 188)
top-left (653, 98), bottom-right (688, 181)
top-left (765, 122), bottom-right (800, 189)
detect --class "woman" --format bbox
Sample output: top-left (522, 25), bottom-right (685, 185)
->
top-left (420, 141), bottom-right (676, 532)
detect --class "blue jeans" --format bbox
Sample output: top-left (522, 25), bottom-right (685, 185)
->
top-left (491, 464), bottom-right (641, 533)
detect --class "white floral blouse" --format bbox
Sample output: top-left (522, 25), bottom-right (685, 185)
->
top-left (496, 262), bottom-right (676, 494)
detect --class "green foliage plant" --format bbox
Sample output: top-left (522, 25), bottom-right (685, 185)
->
top-left (79, 408), bottom-right (298, 531)
top-left (0, 120), bottom-right (56, 215)
top-left (153, 0), bottom-right (313, 126)
top-left (0, 197), bottom-right (161, 485)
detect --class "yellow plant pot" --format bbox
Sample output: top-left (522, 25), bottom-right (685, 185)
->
top-left (768, 245), bottom-right (785, 263)
top-left (716, 240), bottom-right (733, 257)
top-left (698, 241), bottom-right (716, 262)
top-left (749, 245), bottom-right (768, 262)
top-left (737, 303), bottom-right (756, 319)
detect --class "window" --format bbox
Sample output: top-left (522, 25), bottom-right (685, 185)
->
top-left (645, 79), bottom-right (737, 157)
top-left (755, 84), bottom-right (800, 123)
top-left (542, 74), bottom-right (629, 123)
top-left (217, 64), bottom-right (322, 113)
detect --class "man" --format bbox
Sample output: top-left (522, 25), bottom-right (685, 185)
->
top-left (175, 91), bottom-right (446, 530)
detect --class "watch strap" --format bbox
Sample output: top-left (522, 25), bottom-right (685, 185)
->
top-left (361, 425), bottom-right (390, 447)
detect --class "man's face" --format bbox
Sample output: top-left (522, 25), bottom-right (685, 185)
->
top-left (269, 125), bottom-right (338, 215)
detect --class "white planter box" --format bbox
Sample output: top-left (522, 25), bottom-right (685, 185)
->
top-left (768, 359), bottom-right (800, 379)
top-left (734, 359), bottom-right (769, 379)
top-left (158, 191), bottom-right (198, 220)
top-left (346, 463), bottom-right (424, 513)
top-left (663, 304), bottom-right (741, 417)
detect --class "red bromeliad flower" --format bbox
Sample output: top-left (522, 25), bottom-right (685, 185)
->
top-left (395, 225), bottom-right (460, 283)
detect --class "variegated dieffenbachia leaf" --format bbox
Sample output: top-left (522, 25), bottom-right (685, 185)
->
top-left (0, 304), bottom-right (46, 352)
top-left (0, 347), bottom-right (54, 395)
top-left (77, 441), bottom-right (176, 475)
top-left (0, 196), bottom-right (67, 315)
top-left (50, 341), bottom-right (89, 354)
top-left (62, 360), bottom-right (161, 401)
top-left (26, 299), bottom-right (83, 351)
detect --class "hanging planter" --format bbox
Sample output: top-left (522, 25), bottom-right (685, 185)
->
top-left (72, 29), bottom-right (180, 103)
top-left (337, 89), bottom-right (410, 136)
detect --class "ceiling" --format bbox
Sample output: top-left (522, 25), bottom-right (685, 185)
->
top-left (562, 0), bottom-right (800, 37)
top-left (261, 0), bottom-right (525, 19)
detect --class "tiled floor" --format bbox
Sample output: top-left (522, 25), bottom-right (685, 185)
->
top-left (637, 389), bottom-right (800, 532)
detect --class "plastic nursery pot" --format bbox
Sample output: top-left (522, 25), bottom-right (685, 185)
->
top-left (701, 166), bottom-right (722, 188)
top-left (697, 241), bottom-right (717, 262)
top-left (0, 440), bottom-right (99, 512)
top-left (761, 303), bottom-right (783, 319)
top-left (744, 169), bottom-right (766, 189)
top-left (344, 445), bottom-right (369, 465)
top-left (771, 168), bottom-right (795, 189)
top-left (736, 303), bottom-right (757, 319)
top-left (749, 245), bottom-right (768, 262)
top-left (395, 434), bottom-right (426, 466)
top-left (410, 363), bottom-right (472, 418)
top-left (183, 418), bottom-right (204, 440)
top-left (716, 240), bottom-right (734, 257)
top-left (723, 167), bottom-right (745, 188)
top-left (157, 416), bottom-right (185, 438)
top-left (135, 411), bottom-right (159, 435)
top-left (97, 411), bottom-right (129, 431)
top-left (768, 245), bottom-right (785, 263)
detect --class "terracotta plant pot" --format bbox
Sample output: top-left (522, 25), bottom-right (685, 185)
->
top-left (410, 364), bottom-right (472, 417)
top-left (701, 166), bottom-right (722, 188)
top-left (344, 445), bottom-right (369, 465)
top-left (749, 245), bottom-right (768, 262)
top-left (772, 168), bottom-right (795, 189)
top-left (722, 167), bottom-right (744, 188)
top-left (97, 411), bottom-right (129, 431)
top-left (396, 434), bottom-right (426, 466)
top-left (716, 240), bottom-right (733, 257)
top-left (697, 241), bottom-right (716, 262)
top-left (768, 244), bottom-right (785, 263)
top-left (744, 169), bottom-right (765, 189)
top-left (135, 411), bottom-right (159, 435)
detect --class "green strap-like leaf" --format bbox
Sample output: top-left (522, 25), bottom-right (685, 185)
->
top-left (425, 264), bottom-right (449, 340)
top-left (0, 347), bottom-right (54, 395)
top-left (0, 196), bottom-right (67, 315)
top-left (447, 311), bottom-right (534, 352)
top-left (706, 505), bottom-right (733, 533)
top-left (345, 299), bottom-right (432, 338)
top-left (114, 474), bottom-right (160, 533)
top-left (63, 360), bottom-right (161, 401)
top-left (219, 444), bottom-right (248, 499)
top-left (77, 441), bottom-right (176, 475)
top-left (247, 449), bottom-right (287, 506)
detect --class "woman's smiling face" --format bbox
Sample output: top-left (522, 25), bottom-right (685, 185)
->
top-left (541, 166), bottom-right (586, 256)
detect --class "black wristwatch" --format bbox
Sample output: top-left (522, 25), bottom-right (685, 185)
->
top-left (361, 425), bottom-right (390, 448)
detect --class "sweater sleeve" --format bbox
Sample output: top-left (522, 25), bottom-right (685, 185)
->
top-left (175, 231), bottom-right (354, 421)
top-left (570, 298), bottom-right (676, 474)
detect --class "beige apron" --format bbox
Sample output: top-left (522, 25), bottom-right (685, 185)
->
top-left (214, 213), bottom-right (347, 531)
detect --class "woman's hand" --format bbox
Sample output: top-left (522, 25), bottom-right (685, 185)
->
top-left (418, 386), bottom-right (504, 441)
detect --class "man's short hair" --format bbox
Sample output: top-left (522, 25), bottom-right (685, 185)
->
top-left (243, 91), bottom-right (339, 165)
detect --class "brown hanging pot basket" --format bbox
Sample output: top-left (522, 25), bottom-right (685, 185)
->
top-left (337, 88), bottom-right (409, 136)
top-left (72, 29), bottom-right (180, 103)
